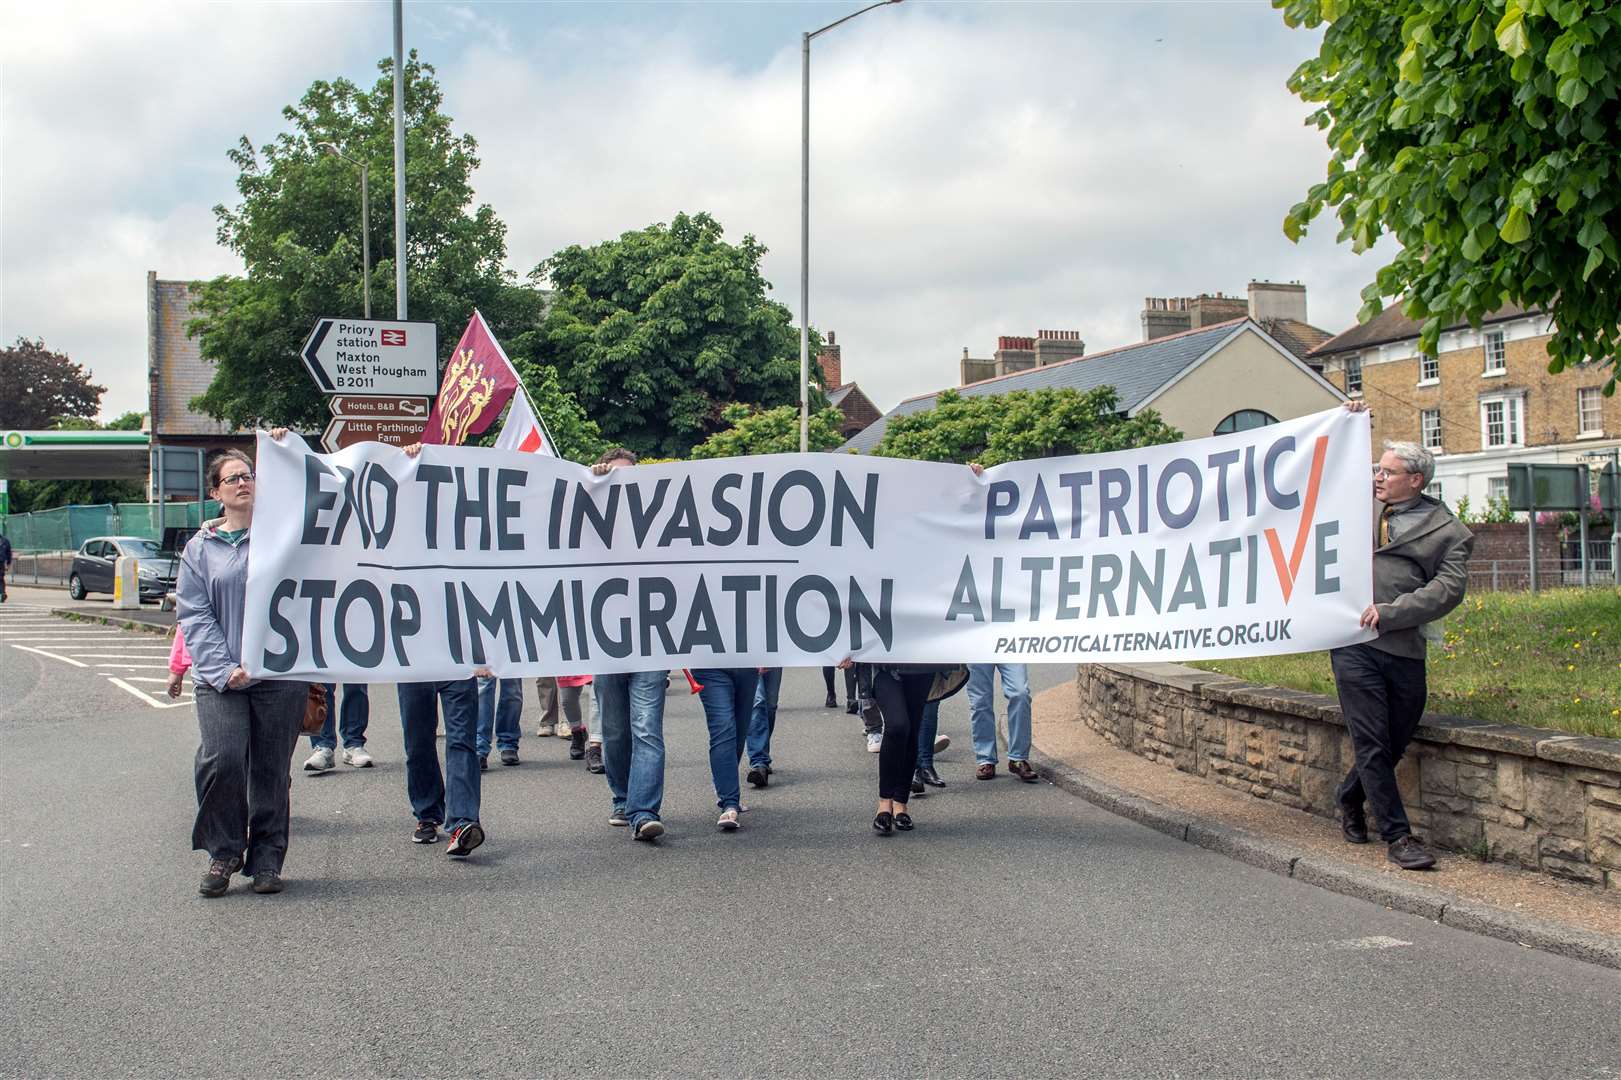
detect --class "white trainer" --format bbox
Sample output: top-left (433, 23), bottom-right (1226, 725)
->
top-left (717, 808), bottom-right (741, 831)
top-left (303, 747), bottom-right (335, 772)
top-left (342, 747), bottom-right (374, 768)
top-left (866, 732), bottom-right (883, 753)
top-left (933, 735), bottom-right (950, 753)
top-left (535, 721), bottom-right (557, 737)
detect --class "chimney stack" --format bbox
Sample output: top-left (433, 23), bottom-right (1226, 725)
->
top-left (816, 330), bottom-right (842, 389)
top-left (1247, 280), bottom-right (1308, 324)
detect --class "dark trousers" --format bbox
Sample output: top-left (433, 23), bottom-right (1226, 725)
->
top-left (871, 669), bottom-right (934, 802)
top-left (1331, 643), bottom-right (1427, 843)
top-left (821, 666), bottom-right (837, 698)
top-left (849, 664), bottom-right (881, 734)
top-left (192, 680), bottom-right (307, 874)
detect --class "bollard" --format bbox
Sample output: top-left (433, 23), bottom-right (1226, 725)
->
top-left (112, 555), bottom-right (141, 609)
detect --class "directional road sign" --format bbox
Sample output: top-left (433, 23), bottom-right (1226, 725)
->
top-left (328, 395), bottom-right (431, 420)
top-left (322, 417), bottom-right (428, 453)
top-left (301, 318), bottom-right (439, 397)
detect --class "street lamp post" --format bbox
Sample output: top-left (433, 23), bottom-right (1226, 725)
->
top-left (800, 0), bottom-right (903, 452)
top-left (320, 143), bottom-right (371, 319)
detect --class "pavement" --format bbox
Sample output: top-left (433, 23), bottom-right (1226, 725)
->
top-left (3, 606), bottom-right (1620, 1078)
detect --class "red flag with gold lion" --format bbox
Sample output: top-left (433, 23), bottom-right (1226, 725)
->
top-left (420, 310), bottom-right (520, 446)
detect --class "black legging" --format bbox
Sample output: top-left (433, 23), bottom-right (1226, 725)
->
top-left (821, 666), bottom-right (837, 697)
top-left (871, 669), bottom-right (934, 802)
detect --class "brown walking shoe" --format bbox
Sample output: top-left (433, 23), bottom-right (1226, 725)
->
top-left (1008, 760), bottom-right (1038, 783)
top-left (976, 763), bottom-right (996, 780)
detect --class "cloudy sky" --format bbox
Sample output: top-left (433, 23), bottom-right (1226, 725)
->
top-left (1, 0), bottom-right (1393, 423)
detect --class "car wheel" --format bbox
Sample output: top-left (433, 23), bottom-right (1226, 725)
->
top-left (68, 573), bottom-right (86, 600)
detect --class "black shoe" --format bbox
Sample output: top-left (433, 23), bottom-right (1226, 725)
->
top-left (499, 748), bottom-right (520, 766)
top-left (1387, 835), bottom-right (1436, 870)
top-left (585, 743), bottom-right (605, 773)
top-left (872, 811), bottom-right (894, 835)
top-left (569, 728), bottom-right (587, 760)
top-left (824, 693), bottom-right (838, 708)
top-left (746, 766), bottom-right (769, 788)
top-left (894, 812), bottom-right (914, 831)
top-left (917, 766), bottom-right (946, 788)
top-left (412, 820), bottom-right (440, 844)
top-left (447, 822), bottom-right (485, 858)
top-left (1340, 804), bottom-right (1370, 844)
top-left (910, 773), bottom-right (926, 795)
top-left (250, 870), bottom-right (283, 894)
top-left (633, 819), bottom-right (665, 842)
top-left (846, 701), bottom-right (858, 715)
top-left (198, 855), bottom-right (242, 898)
top-left (479, 754), bottom-right (488, 771)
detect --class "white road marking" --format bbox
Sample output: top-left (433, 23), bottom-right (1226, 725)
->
top-left (59, 653), bottom-right (171, 659)
top-left (9, 644), bottom-right (89, 667)
top-left (108, 678), bottom-right (193, 709)
top-left (1327, 936), bottom-right (1413, 950)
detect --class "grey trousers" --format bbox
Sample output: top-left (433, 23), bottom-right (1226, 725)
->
top-left (192, 680), bottom-right (307, 874)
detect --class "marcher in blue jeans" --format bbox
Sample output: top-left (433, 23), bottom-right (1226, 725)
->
top-left (476, 676), bottom-right (524, 767)
top-left (913, 698), bottom-right (947, 791)
top-left (692, 667), bottom-right (760, 830)
top-left (967, 662), bottom-right (1037, 782)
top-left (397, 678), bottom-right (485, 855)
top-left (744, 667), bottom-right (782, 787)
top-left (595, 670), bottom-right (669, 841)
top-left (303, 684), bottom-right (372, 770)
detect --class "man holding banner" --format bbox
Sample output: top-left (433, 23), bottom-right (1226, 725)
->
top-left (1331, 403), bottom-right (1473, 872)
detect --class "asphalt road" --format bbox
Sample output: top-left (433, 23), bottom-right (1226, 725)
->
top-left (2, 602), bottom-right (1618, 1078)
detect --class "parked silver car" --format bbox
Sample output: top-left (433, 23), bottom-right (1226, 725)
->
top-left (67, 536), bottom-right (178, 601)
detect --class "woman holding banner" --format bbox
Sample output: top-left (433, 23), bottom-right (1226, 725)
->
top-left (179, 446), bottom-right (311, 898)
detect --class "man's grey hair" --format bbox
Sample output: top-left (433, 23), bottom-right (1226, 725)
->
top-left (1384, 440), bottom-right (1434, 486)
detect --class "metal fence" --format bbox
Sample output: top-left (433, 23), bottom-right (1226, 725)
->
top-left (1, 501), bottom-right (221, 587)
top-left (1468, 539), bottom-right (1618, 592)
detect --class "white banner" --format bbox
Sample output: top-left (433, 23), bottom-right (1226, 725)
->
top-left (242, 408), bottom-right (1374, 681)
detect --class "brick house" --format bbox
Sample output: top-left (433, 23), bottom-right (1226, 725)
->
top-left (1308, 304), bottom-right (1619, 511)
top-left (815, 332), bottom-right (880, 441)
top-left (843, 318), bottom-right (1346, 454)
top-left (147, 272), bottom-right (254, 502)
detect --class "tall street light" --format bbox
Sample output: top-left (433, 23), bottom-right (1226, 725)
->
top-left (319, 143), bottom-right (371, 319)
top-left (800, 0), bottom-right (903, 452)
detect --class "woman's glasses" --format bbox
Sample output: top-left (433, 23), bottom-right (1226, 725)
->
top-left (216, 471), bottom-right (255, 488)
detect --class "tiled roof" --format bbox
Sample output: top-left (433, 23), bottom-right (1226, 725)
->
top-left (1263, 318), bottom-right (1333, 361)
top-left (840, 319), bottom-right (1245, 454)
top-left (826, 384), bottom-right (855, 407)
top-left (1309, 302), bottom-right (1542, 358)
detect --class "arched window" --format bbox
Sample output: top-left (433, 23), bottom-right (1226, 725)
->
top-left (1214, 409), bottom-right (1278, 435)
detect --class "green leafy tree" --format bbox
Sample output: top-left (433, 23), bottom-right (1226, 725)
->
top-left (873, 386), bottom-right (1182, 466)
top-left (105, 411), bottom-right (146, 431)
top-left (1277, 0), bottom-right (1620, 392)
top-left (0, 338), bottom-right (104, 429)
top-left (189, 54), bottom-right (537, 429)
top-left (515, 212), bottom-right (821, 459)
top-left (689, 403), bottom-right (845, 459)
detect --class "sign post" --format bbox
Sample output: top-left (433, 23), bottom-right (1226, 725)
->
top-left (301, 317), bottom-right (437, 452)
top-left (300, 318), bottom-right (438, 397)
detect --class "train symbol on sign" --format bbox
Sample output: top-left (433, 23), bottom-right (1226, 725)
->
top-left (380, 329), bottom-right (408, 346)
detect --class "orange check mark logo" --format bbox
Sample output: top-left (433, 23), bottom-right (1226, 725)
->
top-left (1264, 435), bottom-right (1329, 603)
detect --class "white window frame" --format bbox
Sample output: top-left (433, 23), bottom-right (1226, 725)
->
top-left (1487, 476), bottom-right (1509, 503)
top-left (1344, 355), bottom-right (1363, 395)
top-left (1421, 409), bottom-right (1443, 451)
top-left (1480, 395), bottom-right (1524, 449)
top-left (1577, 386), bottom-right (1604, 437)
top-left (1483, 330), bottom-right (1507, 375)
top-left (1419, 353), bottom-right (1440, 385)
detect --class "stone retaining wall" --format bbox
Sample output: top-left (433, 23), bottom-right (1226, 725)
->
top-left (1075, 663), bottom-right (1621, 888)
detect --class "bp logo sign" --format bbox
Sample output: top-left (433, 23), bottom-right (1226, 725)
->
top-left (2, 432), bottom-right (23, 449)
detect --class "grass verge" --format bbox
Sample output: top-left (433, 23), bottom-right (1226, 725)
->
top-left (1192, 588), bottom-right (1621, 739)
